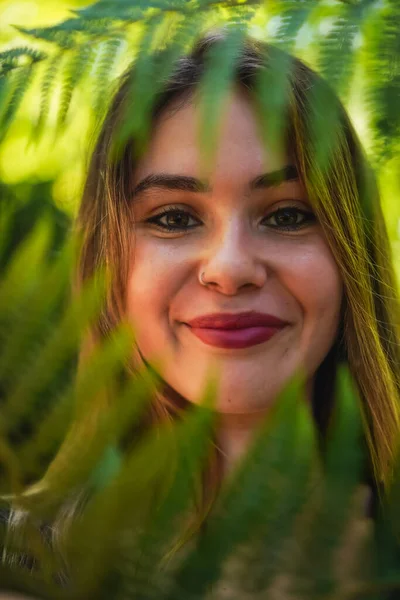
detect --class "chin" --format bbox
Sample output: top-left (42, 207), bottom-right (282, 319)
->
top-left (194, 378), bottom-right (280, 414)
top-left (215, 396), bottom-right (277, 414)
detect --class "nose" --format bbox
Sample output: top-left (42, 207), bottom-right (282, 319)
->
top-left (199, 218), bottom-right (267, 295)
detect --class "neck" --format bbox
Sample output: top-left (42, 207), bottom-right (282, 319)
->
top-left (214, 410), bottom-right (270, 479)
top-left (214, 379), bottom-right (314, 479)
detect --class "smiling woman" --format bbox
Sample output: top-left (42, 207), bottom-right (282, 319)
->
top-left (3, 29), bottom-right (400, 593)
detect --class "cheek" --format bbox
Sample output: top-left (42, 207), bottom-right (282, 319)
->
top-left (125, 237), bottom-right (179, 346)
top-left (284, 239), bottom-right (342, 309)
top-left (283, 241), bottom-right (343, 365)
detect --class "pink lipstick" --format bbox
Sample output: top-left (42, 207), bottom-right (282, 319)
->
top-left (185, 311), bottom-right (288, 349)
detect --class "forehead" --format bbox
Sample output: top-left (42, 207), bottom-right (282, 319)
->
top-left (133, 88), bottom-right (289, 191)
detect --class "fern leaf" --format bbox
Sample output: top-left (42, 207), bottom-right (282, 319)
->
top-left (230, 403), bottom-right (318, 596)
top-left (17, 355), bottom-right (156, 514)
top-left (287, 365), bottom-right (366, 599)
top-left (163, 372), bottom-right (312, 599)
top-left (0, 65), bottom-right (34, 143)
top-left (307, 71), bottom-right (346, 179)
top-left (0, 235), bottom-right (71, 388)
top-left (273, 0), bottom-right (316, 52)
top-left (91, 36), bottom-right (124, 117)
top-left (0, 47), bottom-right (46, 73)
top-left (197, 21), bottom-right (249, 172)
top-left (64, 401), bottom-right (210, 597)
top-left (32, 52), bottom-right (63, 140)
top-left (0, 219), bottom-right (53, 318)
top-left (113, 12), bottom-right (205, 159)
top-left (362, 0), bottom-right (400, 167)
top-left (57, 44), bottom-right (95, 131)
top-left (0, 237), bottom-right (75, 485)
top-left (254, 43), bottom-right (293, 166)
top-left (1, 268), bottom-right (106, 436)
top-left (13, 389), bottom-right (72, 487)
top-left (13, 21), bottom-right (81, 50)
top-left (317, 0), bottom-right (375, 102)
top-left (110, 392), bottom-right (217, 600)
top-left (109, 11), bottom-right (164, 158)
top-left (16, 325), bottom-right (134, 499)
top-left (0, 75), bottom-right (11, 129)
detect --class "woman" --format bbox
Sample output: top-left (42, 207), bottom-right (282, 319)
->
top-left (3, 29), bottom-right (400, 594)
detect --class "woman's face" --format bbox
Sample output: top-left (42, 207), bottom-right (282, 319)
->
top-left (126, 89), bottom-right (343, 414)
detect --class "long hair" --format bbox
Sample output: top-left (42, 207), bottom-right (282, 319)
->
top-left (4, 30), bottom-right (400, 575)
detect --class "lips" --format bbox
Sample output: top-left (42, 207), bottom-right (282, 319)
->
top-left (185, 311), bottom-right (288, 349)
top-left (186, 311), bottom-right (288, 329)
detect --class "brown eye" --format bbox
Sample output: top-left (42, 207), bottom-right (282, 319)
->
top-left (263, 207), bottom-right (316, 231)
top-left (146, 207), bottom-right (201, 232)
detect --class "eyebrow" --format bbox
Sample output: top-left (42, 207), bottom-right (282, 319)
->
top-left (132, 165), bottom-right (299, 197)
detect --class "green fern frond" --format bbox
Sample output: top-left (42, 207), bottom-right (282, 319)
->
top-left (63, 398), bottom-right (211, 597)
top-left (16, 17), bottom-right (119, 42)
top-left (369, 446), bottom-right (400, 599)
top-left (0, 48), bottom-right (46, 139)
top-left (0, 244), bottom-right (74, 488)
top-left (198, 21), bottom-right (249, 169)
top-left (362, 0), bottom-right (400, 167)
top-left (106, 395), bottom-right (217, 600)
top-left (254, 44), bottom-right (292, 164)
top-left (0, 76), bottom-right (11, 133)
top-left (317, 0), bottom-right (375, 102)
top-left (308, 74), bottom-right (344, 177)
top-left (273, 0), bottom-right (316, 52)
top-left (32, 52), bottom-right (63, 140)
top-left (18, 326), bottom-right (135, 502)
top-left (0, 234), bottom-right (72, 389)
top-left (0, 219), bottom-right (53, 318)
top-left (91, 37), bottom-right (124, 116)
top-left (228, 399), bottom-right (318, 597)
top-left (0, 47), bottom-right (46, 74)
top-left (57, 44), bottom-right (96, 131)
top-left (109, 10), bottom-right (164, 153)
top-left (0, 65), bottom-right (34, 143)
top-left (162, 373), bottom-right (312, 599)
top-left (13, 20), bottom-right (84, 50)
top-left (287, 366), bottom-right (366, 599)
top-left (113, 12), bottom-right (203, 158)
top-left (0, 271), bottom-right (106, 440)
